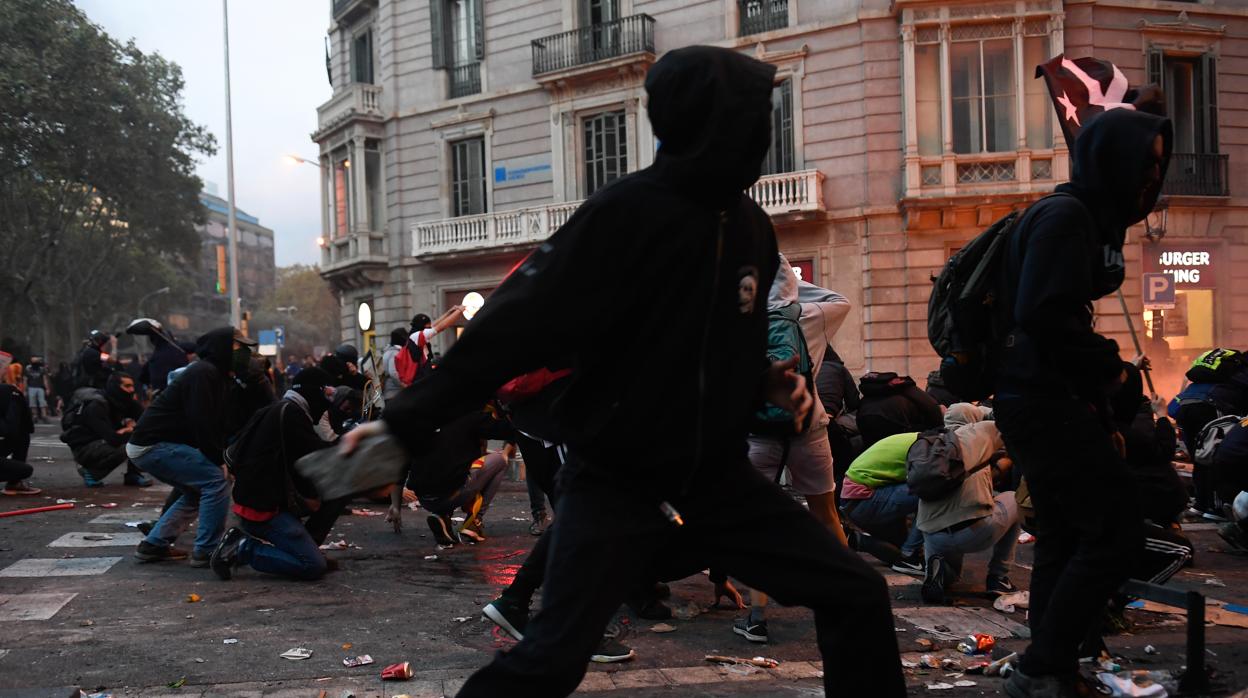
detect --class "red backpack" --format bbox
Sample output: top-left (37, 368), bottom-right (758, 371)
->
top-left (393, 334), bottom-right (431, 387)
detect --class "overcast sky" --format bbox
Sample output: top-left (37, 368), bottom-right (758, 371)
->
top-left (74, 0), bottom-right (331, 266)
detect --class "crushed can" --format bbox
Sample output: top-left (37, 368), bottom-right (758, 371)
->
top-left (343, 654), bottom-right (374, 668)
top-left (381, 661), bottom-right (413, 680)
top-left (958, 633), bottom-right (996, 655)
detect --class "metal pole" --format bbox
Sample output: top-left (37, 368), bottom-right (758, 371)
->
top-left (1116, 287), bottom-right (1156, 395)
top-left (222, 0), bottom-right (241, 329)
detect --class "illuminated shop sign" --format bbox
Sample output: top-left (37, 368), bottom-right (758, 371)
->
top-left (1141, 245), bottom-right (1216, 289)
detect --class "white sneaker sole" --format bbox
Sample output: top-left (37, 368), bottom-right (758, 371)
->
top-left (732, 625), bottom-right (768, 643)
top-left (483, 603), bottom-right (524, 641)
top-left (590, 649), bottom-right (636, 663)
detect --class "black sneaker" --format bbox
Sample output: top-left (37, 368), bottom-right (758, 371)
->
top-left (427, 513), bottom-right (460, 546)
top-left (921, 555), bottom-right (947, 604)
top-left (732, 616), bottom-right (769, 643)
top-left (210, 527), bottom-right (248, 580)
top-left (986, 575), bottom-right (1017, 596)
top-left (590, 637), bottom-right (635, 663)
top-left (891, 552), bottom-right (925, 576)
top-left (136, 521), bottom-right (154, 536)
top-left (1218, 522), bottom-right (1248, 552)
top-left (528, 510), bottom-right (548, 536)
top-left (134, 541), bottom-right (188, 562)
top-left (626, 597), bottom-right (672, 620)
top-left (483, 598), bottom-right (529, 641)
top-left (123, 471), bottom-right (153, 487)
top-left (189, 550), bottom-right (211, 568)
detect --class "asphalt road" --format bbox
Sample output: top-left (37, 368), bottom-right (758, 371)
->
top-left (2, 423), bottom-right (1247, 697)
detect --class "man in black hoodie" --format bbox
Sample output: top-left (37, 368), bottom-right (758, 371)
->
top-left (993, 107), bottom-right (1171, 698)
top-left (61, 373), bottom-right (151, 487)
top-left (128, 327), bottom-right (256, 566)
top-left (344, 46), bottom-right (904, 697)
top-left (856, 371), bottom-right (944, 447)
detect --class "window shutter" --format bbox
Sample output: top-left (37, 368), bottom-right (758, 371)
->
top-left (1202, 52), bottom-right (1219, 154)
top-left (1146, 47), bottom-right (1163, 88)
top-left (473, 0), bottom-right (485, 60)
top-left (430, 0), bottom-right (446, 69)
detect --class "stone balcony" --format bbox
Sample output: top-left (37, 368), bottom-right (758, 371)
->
top-left (314, 83), bottom-right (383, 139)
top-left (411, 169), bottom-right (825, 259)
top-left (319, 231), bottom-right (388, 291)
top-left (531, 14), bottom-right (656, 84)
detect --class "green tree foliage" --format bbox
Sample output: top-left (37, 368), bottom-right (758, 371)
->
top-left (251, 265), bottom-right (341, 359)
top-left (0, 0), bottom-right (215, 362)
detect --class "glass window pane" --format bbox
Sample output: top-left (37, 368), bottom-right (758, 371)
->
top-left (763, 78), bottom-right (795, 174)
top-left (365, 149), bottom-right (382, 230)
top-left (916, 44), bottom-right (942, 156)
top-left (583, 110), bottom-right (628, 195)
top-left (981, 39), bottom-right (1015, 152)
top-left (950, 42), bottom-right (981, 154)
top-left (451, 137), bottom-right (486, 216)
top-left (1023, 37), bottom-right (1052, 149)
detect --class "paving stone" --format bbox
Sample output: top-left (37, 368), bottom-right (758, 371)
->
top-left (0, 593), bottom-right (77, 621)
top-left (659, 665), bottom-right (725, 685)
top-left (769, 660), bottom-right (823, 680)
top-left (0, 557), bottom-right (123, 577)
top-left (48, 531), bottom-right (144, 548)
top-left (608, 668), bottom-right (669, 689)
top-left (893, 605), bottom-right (1030, 639)
top-left (575, 671), bottom-right (617, 692)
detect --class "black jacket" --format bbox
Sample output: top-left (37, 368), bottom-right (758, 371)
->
top-left (404, 409), bottom-right (515, 498)
top-left (76, 345), bottom-right (109, 390)
top-left (856, 372), bottom-right (943, 447)
top-left (815, 355), bottom-right (858, 417)
top-left (997, 109), bottom-right (1172, 404)
top-left (61, 389), bottom-right (128, 450)
top-left (141, 339), bottom-right (188, 392)
top-left (229, 398), bottom-right (333, 513)
top-left (130, 328), bottom-right (235, 463)
top-left (384, 47), bottom-right (779, 498)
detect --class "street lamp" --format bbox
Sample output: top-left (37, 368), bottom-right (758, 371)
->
top-left (137, 286), bottom-right (171, 318)
top-left (285, 154), bottom-right (324, 169)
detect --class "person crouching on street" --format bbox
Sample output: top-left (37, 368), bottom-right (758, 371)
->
top-left (61, 373), bottom-right (151, 487)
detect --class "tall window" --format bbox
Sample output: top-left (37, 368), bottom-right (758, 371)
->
top-left (430, 0), bottom-right (483, 97)
top-left (1152, 52), bottom-right (1218, 155)
top-left (333, 156), bottom-right (351, 237)
top-left (364, 139), bottom-right (382, 230)
top-left (762, 78), bottom-right (795, 175)
top-left (351, 28), bottom-right (374, 84)
top-left (739, 0), bottom-right (788, 37)
top-left (580, 0), bottom-right (621, 55)
top-left (950, 34), bottom-right (1014, 153)
top-left (583, 110), bottom-right (627, 195)
top-left (451, 137), bottom-right (486, 217)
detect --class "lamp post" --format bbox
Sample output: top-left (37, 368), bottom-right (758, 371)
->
top-left (285, 154), bottom-right (324, 169)
top-left (222, 0), bottom-right (241, 329)
top-left (137, 287), bottom-right (171, 319)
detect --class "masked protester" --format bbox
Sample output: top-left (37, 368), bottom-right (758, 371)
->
top-left (345, 46), bottom-right (905, 698)
top-left (60, 373), bottom-right (151, 487)
top-left (23, 357), bottom-right (50, 423)
top-left (127, 327), bottom-right (257, 567)
top-left (0, 384), bottom-right (40, 495)
top-left (210, 367), bottom-right (342, 581)
top-left (992, 108), bottom-right (1172, 698)
top-left (75, 330), bottom-right (114, 390)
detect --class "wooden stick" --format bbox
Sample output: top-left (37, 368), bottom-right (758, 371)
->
top-left (0, 503), bottom-right (74, 518)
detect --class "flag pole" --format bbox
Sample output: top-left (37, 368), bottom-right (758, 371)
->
top-left (1117, 287), bottom-right (1156, 396)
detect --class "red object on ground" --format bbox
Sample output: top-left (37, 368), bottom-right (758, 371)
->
top-left (0, 503), bottom-right (75, 518)
top-left (381, 661), bottom-right (412, 680)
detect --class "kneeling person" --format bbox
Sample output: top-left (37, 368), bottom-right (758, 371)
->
top-left (211, 367), bottom-right (337, 581)
top-left (61, 374), bottom-right (150, 487)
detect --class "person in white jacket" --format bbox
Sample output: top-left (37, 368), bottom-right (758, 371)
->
top-left (733, 253), bottom-right (852, 644)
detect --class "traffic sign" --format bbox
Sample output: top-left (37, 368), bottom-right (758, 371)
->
top-left (1143, 272), bottom-right (1175, 310)
top-left (257, 329), bottom-right (278, 357)
top-left (274, 325), bottom-right (285, 348)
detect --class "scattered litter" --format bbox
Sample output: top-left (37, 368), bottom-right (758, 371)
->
top-left (84, 504), bottom-right (97, 509)
top-left (1095, 671), bottom-right (1170, 697)
top-left (131, 503), bottom-right (145, 507)
top-left (511, 517), bottom-right (528, 522)
top-left (185, 615), bottom-right (194, 619)
top-left (650, 623), bottom-right (677, 633)
top-left (452, 616), bottom-right (470, 623)
top-left (194, 658), bottom-right (205, 663)
top-left (916, 638), bottom-right (934, 649)
top-left (80, 619), bottom-right (94, 627)
top-left (1017, 532), bottom-right (1035, 544)
top-left (319, 539), bottom-right (361, 550)
top-left (167, 677), bottom-right (186, 689)
top-left (350, 508), bottom-right (384, 517)
top-left (901, 659), bottom-right (919, 669)
top-left (85, 693), bottom-right (113, 698)
top-left (341, 692), bottom-right (356, 698)
top-left (100, 503), bottom-right (118, 509)
top-left (1204, 577), bottom-right (1226, 588)
top-left (919, 654), bottom-right (941, 669)
top-left (954, 680), bottom-right (977, 688)
top-left (124, 522), bottom-right (142, 528)
top-left (964, 661), bottom-right (990, 674)
top-left (1096, 654), bottom-right (1122, 673)
top-left (55, 498), bottom-right (78, 504)
top-left (671, 599), bottom-right (710, 621)
top-left (343, 654), bottom-right (374, 667)
top-left (223, 638), bottom-right (239, 644)
top-left (406, 501), bottom-right (419, 511)
top-left (1145, 645), bottom-right (1158, 655)
top-left (381, 661), bottom-right (413, 680)
top-left (1126, 599), bottom-right (1248, 629)
top-left (280, 647), bottom-right (313, 660)
top-left (993, 591), bottom-right (1030, 614)
top-left (725, 663), bottom-right (761, 676)
top-left (256, 608), bottom-right (275, 613)
top-left (957, 633), bottom-right (995, 655)
top-left (705, 655), bottom-right (780, 669)
top-left (926, 683), bottom-right (955, 691)
top-left (186, 593), bottom-right (201, 603)
top-left (423, 555), bottom-right (438, 561)
top-left (342, 643), bottom-right (352, 650)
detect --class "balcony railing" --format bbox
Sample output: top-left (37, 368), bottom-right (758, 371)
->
top-left (449, 62), bottom-right (482, 99)
top-left (321, 232), bottom-right (387, 272)
top-left (1164, 152), bottom-right (1229, 197)
top-left (412, 169), bottom-right (825, 257)
top-left (532, 14), bottom-right (655, 77)
top-left (315, 83), bottom-right (383, 133)
top-left (332, 0), bottom-right (375, 23)
top-left (739, 0), bottom-right (789, 36)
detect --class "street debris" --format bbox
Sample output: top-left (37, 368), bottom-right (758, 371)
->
top-left (1018, 532), bottom-right (1035, 544)
top-left (80, 619), bottom-right (94, 627)
top-left (1095, 670), bottom-right (1172, 697)
top-left (343, 654), bottom-right (374, 667)
top-left (705, 655), bottom-right (780, 669)
top-left (901, 659), bottom-right (919, 669)
top-left (1126, 598), bottom-right (1248, 629)
top-left (381, 661), bottom-right (413, 680)
top-left (223, 638), bottom-right (239, 644)
top-left (280, 647), bottom-right (313, 660)
top-left (954, 680), bottom-right (977, 687)
top-left (453, 616), bottom-right (471, 623)
top-left (167, 677), bottom-right (186, 689)
top-left (319, 539), bottom-right (361, 550)
top-left (986, 652), bottom-right (1018, 677)
top-left (926, 682), bottom-right (955, 691)
top-left (55, 498), bottom-right (78, 504)
top-left (194, 658), bottom-right (205, 663)
top-left (993, 590), bottom-right (1030, 613)
top-left (423, 554), bottom-right (438, 561)
top-left (650, 623), bottom-right (677, 633)
top-left (957, 633), bottom-right (995, 655)
top-left (1204, 577), bottom-right (1227, 587)
top-left (342, 643), bottom-right (352, 649)
top-left (1145, 645), bottom-right (1158, 655)
top-left (100, 503), bottom-right (118, 508)
top-left (350, 508), bottom-right (384, 517)
top-left (186, 593), bottom-right (201, 603)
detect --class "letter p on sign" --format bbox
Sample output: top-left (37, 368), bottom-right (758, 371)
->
top-left (1143, 273), bottom-right (1176, 310)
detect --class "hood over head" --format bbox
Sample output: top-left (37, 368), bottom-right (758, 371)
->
top-left (645, 46), bottom-right (777, 203)
top-left (767, 252), bottom-right (800, 310)
top-left (195, 326), bottom-right (240, 372)
top-left (104, 372), bottom-right (140, 418)
top-left (944, 402), bottom-right (989, 429)
top-left (335, 343), bottom-right (360, 366)
top-left (1059, 108), bottom-right (1172, 243)
top-left (1110, 360), bottom-right (1147, 425)
top-left (291, 366), bottom-right (333, 420)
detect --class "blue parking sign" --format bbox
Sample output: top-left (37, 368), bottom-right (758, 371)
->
top-left (1142, 273), bottom-right (1175, 310)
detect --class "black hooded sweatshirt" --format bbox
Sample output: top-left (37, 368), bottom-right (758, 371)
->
top-left (130, 327), bottom-right (235, 463)
top-left (384, 46), bottom-right (779, 500)
top-left (996, 108), bottom-right (1172, 406)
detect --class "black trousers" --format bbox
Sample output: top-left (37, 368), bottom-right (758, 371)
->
top-left (995, 398), bottom-right (1143, 679)
top-left (458, 456), bottom-right (905, 698)
top-left (71, 440), bottom-right (130, 480)
top-left (0, 437), bottom-right (32, 486)
top-left (304, 496), bottom-right (350, 546)
top-left (502, 435), bottom-right (564, 606)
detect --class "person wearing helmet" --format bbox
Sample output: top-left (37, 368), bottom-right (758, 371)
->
top-left (75, 330), bottom-right (114, 390)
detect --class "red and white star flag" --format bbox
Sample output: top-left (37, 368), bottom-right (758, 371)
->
top-left (1035, 54), bottom-right (1136, 145)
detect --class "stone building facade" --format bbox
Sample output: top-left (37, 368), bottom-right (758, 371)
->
top-left (314, 0), bottom-right (1246, 395)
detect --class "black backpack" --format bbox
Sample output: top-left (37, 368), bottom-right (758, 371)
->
top-left (905, 427), bottom-right (992, 501)
top-left (1186, 349), bottom-right (1245, 385)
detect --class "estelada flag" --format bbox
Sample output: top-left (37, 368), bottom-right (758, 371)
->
top-left (1035, 54), bottom-right (1136, 146)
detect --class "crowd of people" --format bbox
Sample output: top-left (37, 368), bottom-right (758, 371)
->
top-left (1, 46), bottom-right (1246, 698)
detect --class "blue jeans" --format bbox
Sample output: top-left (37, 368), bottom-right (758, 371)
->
top-left (923, 492), bottom-right (1019, 583)
top-left (239, 512), bottom-right (327, 581)
top-left (134, 442), bottom-right (231, 557)
top-left (845, 483), bottom-right (923, 557)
